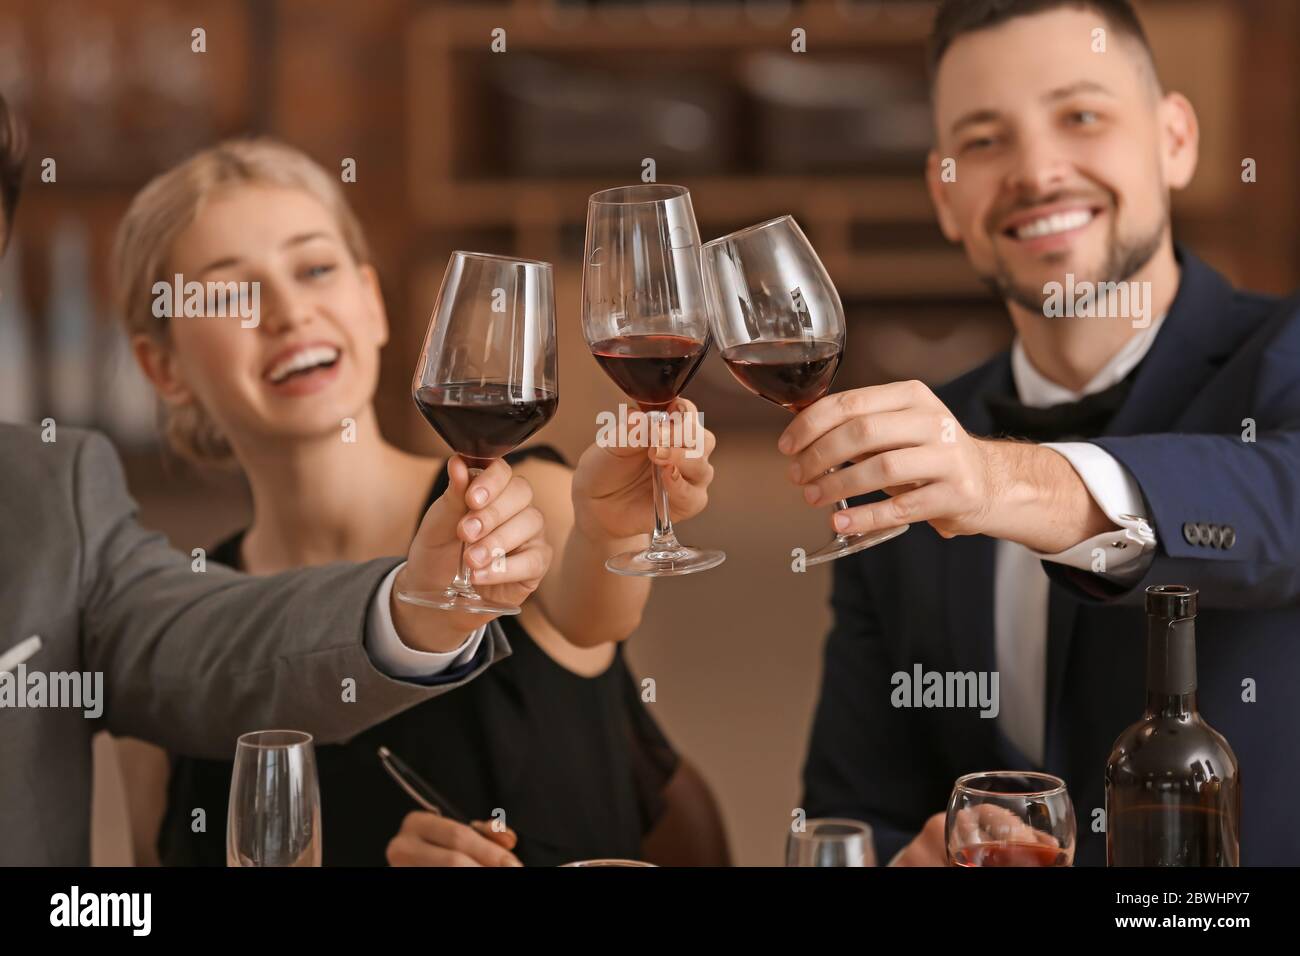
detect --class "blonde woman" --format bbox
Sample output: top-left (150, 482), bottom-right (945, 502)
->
top-left (113, 139), bottom-right (728, 866)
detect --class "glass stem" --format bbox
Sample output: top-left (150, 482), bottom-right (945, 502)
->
top-left (825, 463), bottom-right (853, 543)
top-left (648, 410), bottom-right (682, 556)
top-left (449, 466), bottom-right (484, 595)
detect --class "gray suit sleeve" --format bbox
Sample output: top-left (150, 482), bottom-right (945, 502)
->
top-left (73, 431), bottom-right (508, 759)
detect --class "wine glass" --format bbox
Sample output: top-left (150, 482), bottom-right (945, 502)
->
top-left (396, 251), bottom-right (559, 615)
top-left (946, 771), bottom-right (1076, 867)
top-left (227, 730), bottom-right (321, 867)
top-left (702, 215), bottom-right (907, 565)
top-left (582, 184), bottom-right (725, 577)
top-left (786, 817), bottom-right (876, 867)
top-left (560, 859), bottom-right (657, 867)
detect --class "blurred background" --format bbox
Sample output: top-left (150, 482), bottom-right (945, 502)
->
top-left (0, 0), bottom-right (1296, 865)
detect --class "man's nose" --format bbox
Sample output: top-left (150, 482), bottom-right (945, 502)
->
top-left (1004, 135), bottom-right (1071, 199)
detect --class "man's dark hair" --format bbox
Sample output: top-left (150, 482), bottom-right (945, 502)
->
top-left (0, 91), bottom-right (28, 247)
top-left (928, 0), bottom-right (1156, 81)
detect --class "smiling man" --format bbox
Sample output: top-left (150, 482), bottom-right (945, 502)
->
top-left (796, 0), bottom-right (1300, 865)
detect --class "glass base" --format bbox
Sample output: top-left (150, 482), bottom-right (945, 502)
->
top-left (803, 524), bottom-right (908, 567)
top-left (605, 546), bottom-right (726, 578)
top-left (394, 588), bottom-right (521, 616)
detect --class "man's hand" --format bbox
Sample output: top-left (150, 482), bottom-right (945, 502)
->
top-left (572, 398), bottom-right (716, 543)
top-left (891, 812), bottom-right (948, 866)
top-left (392, 456), bottom-right (553, 651)
top-left (778, 380), bottom-right (1112, 553)
top-left (386, 811), bottom-right (523, 867)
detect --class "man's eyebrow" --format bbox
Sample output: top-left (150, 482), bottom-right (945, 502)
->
top-left (948, 81), bottom-right (1116, 136)
top-left (950, 109), bottom-right (1002, 136)
top-left (1043, 80), bottom-right (1115, 102)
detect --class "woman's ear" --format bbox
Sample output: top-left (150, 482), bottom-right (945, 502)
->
top-left (131, 333), bottom-right (193, 407)
top-left (358, 263), bottom-right (389, 348)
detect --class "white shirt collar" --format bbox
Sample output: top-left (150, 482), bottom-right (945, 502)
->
top-left (1010, 312), bottom-right (1167, 408)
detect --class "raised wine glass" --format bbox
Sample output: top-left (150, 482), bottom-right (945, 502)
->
top-left (396, 251), bottom-right (559, 615)
top-left (946, 771), bottom-right (1076, 867)
top-left (785, 817), bottom-right (876, 867)
top-left (582, 184), bottom-right (724, 577)
top-left (227, 730), bottom-right (321, 867)
top-left (702, 215), bottom-right (907, 565)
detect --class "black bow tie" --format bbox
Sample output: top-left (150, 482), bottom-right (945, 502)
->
top-left (983, 367), bottom-right (1139, 443)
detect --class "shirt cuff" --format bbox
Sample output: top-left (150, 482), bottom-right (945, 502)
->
top-left (1036, 442), bottom-right (1157, 579)
top-left (364, 562), bottom-right (489, 679)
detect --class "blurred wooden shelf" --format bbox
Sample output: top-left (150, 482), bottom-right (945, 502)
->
top-left (407, 175), bottom-right (934, 228)
top-left (413, 0), bottom-right (939, 51)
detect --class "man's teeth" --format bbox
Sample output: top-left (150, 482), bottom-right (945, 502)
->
top-left (1014, 209), bottom-right (1095, 240)
top-left (268, 346), bottom-right (340, 383)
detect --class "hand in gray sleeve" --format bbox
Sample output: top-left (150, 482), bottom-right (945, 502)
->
top-left (73, 431), bottom-right (509, 759)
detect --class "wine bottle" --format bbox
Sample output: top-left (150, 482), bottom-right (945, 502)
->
top-left (1105, 585), bottom-right (1240, 866)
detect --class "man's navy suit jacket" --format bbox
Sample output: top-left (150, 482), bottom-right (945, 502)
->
top-left (802, 248), bottom-right (1300, 866)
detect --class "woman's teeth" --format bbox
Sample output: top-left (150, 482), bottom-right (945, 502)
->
top-left (267, 346), bottom-right (341, 384)
top-left (1013, 209), bottom-right (1095, 240)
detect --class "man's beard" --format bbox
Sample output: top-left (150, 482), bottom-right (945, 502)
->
top-left (978, 213), bottom-right (1167, 315)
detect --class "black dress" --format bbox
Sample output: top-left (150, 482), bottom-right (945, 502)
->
top-left (157, 446), bottom-right (679, 866)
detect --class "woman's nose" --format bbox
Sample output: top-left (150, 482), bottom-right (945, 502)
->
top-left (256, 280), bottom-right (315, 335)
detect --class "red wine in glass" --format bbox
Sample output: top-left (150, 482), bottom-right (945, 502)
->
top-left (582, 184), bottom-right (725, 577)
top-left (952, 843), bottom-right (1069, 867)
top-left (946, 771), bottom-right (1076, 868)
top-left (414, 382), bottom-right (559, 470)
top-left (589, 333), bottom-right (708, 411)
top-left (703, 215), bottom-right (907, 565)
top-left (719, 338), bottom-right (842, 412)
top-left (398, 251), bottom-right (558, 616)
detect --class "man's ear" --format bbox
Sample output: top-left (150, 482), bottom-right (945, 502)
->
top-left (358, 263), bottom-right (389, 348)
top-left (926, 149), bottom-right (963, 243)
top-left (1158, 91), bottom-right (1199, 191)
top-left (131, 333), bottom-right (193, 407)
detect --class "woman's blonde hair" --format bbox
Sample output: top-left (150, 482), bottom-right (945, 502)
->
top-left (112, 137), bottom-right (372, 465)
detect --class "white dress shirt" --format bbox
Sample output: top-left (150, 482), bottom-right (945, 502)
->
top-left (364, 563), bottom-right (489, 678)
top-left (993, 316), bottom-right (1163, 765)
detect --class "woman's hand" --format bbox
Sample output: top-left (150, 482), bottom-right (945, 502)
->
top-left (394, 456), bottom-right (553, 645)
top-left (386, 811), bottom-right (522, 867)
top-left (571, 398), bottom-right (717, 543)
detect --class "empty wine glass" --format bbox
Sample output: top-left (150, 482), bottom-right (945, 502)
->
top-left (560, 859), bottom-right (657, 867)
top-left (227, 730), bottom-right (321, 867)
top-left (786, 817), bottom-right (876, 867)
